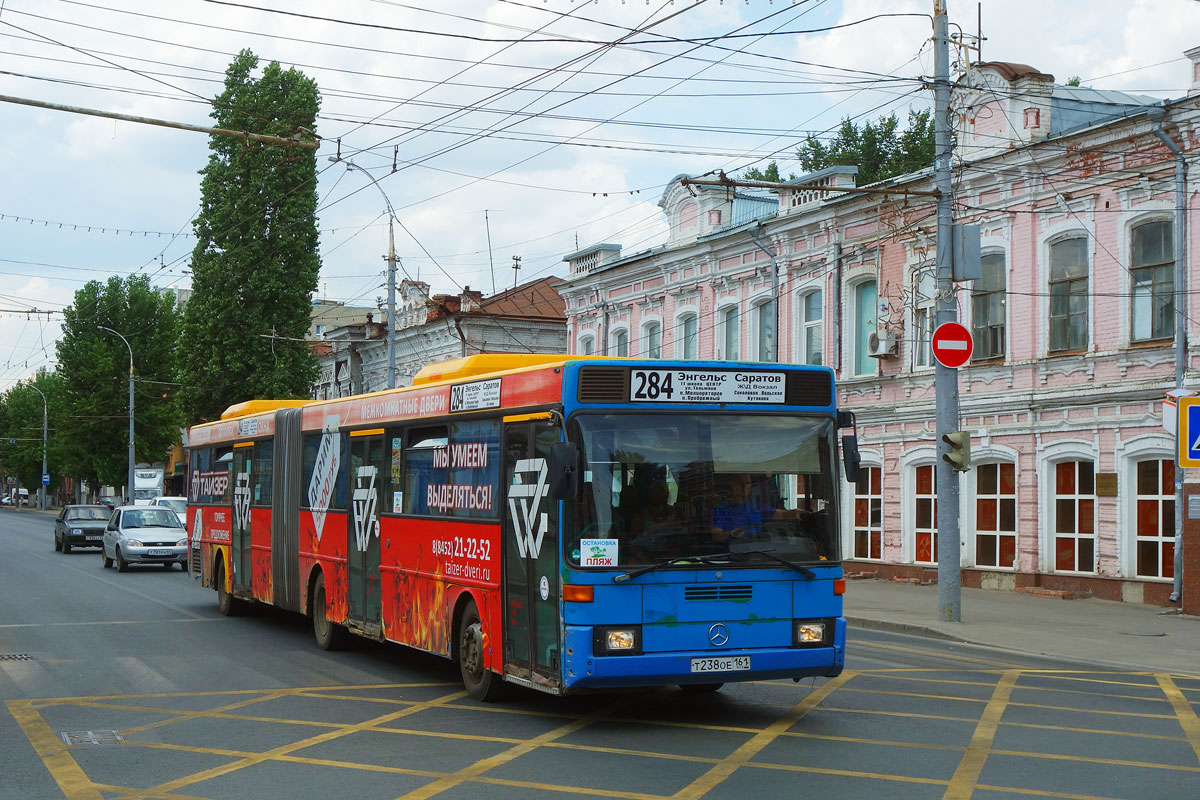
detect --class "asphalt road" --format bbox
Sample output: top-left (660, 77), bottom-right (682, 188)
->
top-left (2, 508), bottom-right (1198, 800)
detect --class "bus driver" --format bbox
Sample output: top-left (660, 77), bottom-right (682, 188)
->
top-left (711, 473), bottom-right (805, 545)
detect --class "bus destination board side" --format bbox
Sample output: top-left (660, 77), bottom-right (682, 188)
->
top-left (629, 369), bottom-right (786, 404)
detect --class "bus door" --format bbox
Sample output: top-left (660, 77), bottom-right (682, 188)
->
top-left (502, 419), bottom-right (561, 687)
top-left (231, 444), bottom-right (253, 592)
top-left (348, 432), bottom-right (386, 632)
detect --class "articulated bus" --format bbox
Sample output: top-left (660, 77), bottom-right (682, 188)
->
top-left (186, 355), bottom-right (860, 699)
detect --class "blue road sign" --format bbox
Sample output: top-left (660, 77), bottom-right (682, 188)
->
top-left (1178, 397), bottom-right (1200, 468)
top-left (42, 473), bottom-right (50, 485)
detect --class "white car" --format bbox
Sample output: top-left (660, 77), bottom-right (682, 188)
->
top-left (152, 496), bottom-right (187, 525)
top-left (101, 505), bottom-right (188, 571)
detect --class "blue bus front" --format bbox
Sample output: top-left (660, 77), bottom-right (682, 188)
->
top-left (557, 361), bottom-right (848, 691)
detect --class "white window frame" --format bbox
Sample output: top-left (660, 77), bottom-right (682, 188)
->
top-left (1037, 439), bottom-right (1097, 574)
top-left (910, 265), bottom-right (936, 370)
top-left (611, 328), bottom-right (629, 358)
top-left (849, 278), bottom-right (878, 378)
top-left (797, 288), bottom-right (823, 366)
top-left (965, 448), bottom-right (1020, 571)
top-left (578, 335), bottom-right (594, 356)
top-left (717, 303), bottom-right (740, 361)
top-left (675, 312), bottom-right (699, 359)
top-left (1117, 434), bottom-right (1175, 580)
top-left (752, 296), bottom-right (774, 362)
top-left (643, 320), bottom-right (662, 359)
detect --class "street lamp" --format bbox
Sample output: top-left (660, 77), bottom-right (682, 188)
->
top-left (98, 326), bottom-right (135, 505)
top-left (330, 156), bottom-right (398, 390)
top-left (27, 383), bottom-right (47, 510)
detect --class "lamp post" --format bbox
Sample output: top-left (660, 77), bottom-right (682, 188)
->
top-left (330, 157), bottom-right (398, 390)
top-left (28, 383), bottom-right (47, 510)
top-left (98, 326), bottom-right (135, 505)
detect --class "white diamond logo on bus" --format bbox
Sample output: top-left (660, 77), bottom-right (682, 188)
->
top-left (352, 465), bottom-right (379, 552)
top-left (508, 457), bottom-right (549, 559)
top-left (233, 470), bottom-right (251, 532)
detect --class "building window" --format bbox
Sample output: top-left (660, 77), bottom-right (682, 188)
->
top-left (972, 253), bottom-right (1006, 360)
top-left (853, 281), bottom-right (877, 376)
top-left (914, 464), bottom-right (937, 564)
top-left (579, 335), bottom-right (594, 356)
top-left (1131, 221), bottom-right (1174, 342)
top-left (976, 462), bottom-right (1016, 568)
top-left (912, 268), bottom-right (935, 368)
top-left (679, 314), bottom-right (698, 359)
top-left (720, 306), bottom-right (739, 360)
top-left (1054, 460), bottom-right (1095, 572)
top-left (800, 290), bottom-right (823, 366)
top-left (644, 322), bottom-right (662, 359)
top-left (853, 466), bottom-right (882, 560)
top-left (1135, 458), bottom-right (1175, 579)
top-left (1049, 237), bottom-right (1088, 352)
top-left (755, 301), bottom-right (774, 362)
top-left (613, 329), bottom-right (629, 357)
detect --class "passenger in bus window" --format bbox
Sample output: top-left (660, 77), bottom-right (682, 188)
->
top-left (711, 474), bottom-right (805, 544)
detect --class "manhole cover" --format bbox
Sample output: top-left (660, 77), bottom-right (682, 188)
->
top-left (0, 654), bottom-right (34, 661)
top-left (61, 730), bottom-right (123, 745)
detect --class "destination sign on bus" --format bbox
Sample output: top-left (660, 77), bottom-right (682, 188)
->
top-left (629, 368), bottom-right (786, 404)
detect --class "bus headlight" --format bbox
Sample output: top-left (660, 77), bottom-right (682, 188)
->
top-left (794, 620), bottom-right (829, 647)
top-left (593, 625), bottom-right (641, 655)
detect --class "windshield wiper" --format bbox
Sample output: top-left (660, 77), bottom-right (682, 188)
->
top-left (613, 553), bottom-right (735, 583)
top-left (726, 548), bottom-right (815, 580)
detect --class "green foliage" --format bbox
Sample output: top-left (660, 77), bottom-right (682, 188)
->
top-left (178, 49), bottom-right (322, 425)
top-left (0, 372), bottom-right (61, 495)
top-left (54, 275), bottom-right (182, 491)
top-left (798, 109), bottom-right (936, 185)
top-left (1066, 75), bottom-right (1082, 87)
top-left (741, 162), bottom-right (796, 183)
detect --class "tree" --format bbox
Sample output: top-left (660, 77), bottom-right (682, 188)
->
top-left (55, 275), bottom-right (182, 494)
top-left (0, 372), bottom-right (65, 501)
top-left (798, 109), bottom-right (935, 185)
top-left (178, 49), bottom-right (323, 424)
top-left (741, 162), bottom-right (796, 183)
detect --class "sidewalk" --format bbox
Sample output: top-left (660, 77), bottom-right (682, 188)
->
top-left (844, 578), bottom-right (1200, 675)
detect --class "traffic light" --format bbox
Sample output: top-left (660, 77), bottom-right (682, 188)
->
top-left (942, 430), bottom-right (971, 472)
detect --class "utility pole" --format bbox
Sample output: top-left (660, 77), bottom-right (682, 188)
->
top-left (485, 210), bottom-right (497, 296)
top-left (98, 326), bottom-right (135, 506)
top-left (933, 1), bottom-right (962, 622)
top-left (511, 255), bottom-right (521, 291)
top-left (29, 383), bottom-right (47, 510)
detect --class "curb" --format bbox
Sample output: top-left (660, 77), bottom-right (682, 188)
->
top-left (845, 616), bottom-right (964, 643)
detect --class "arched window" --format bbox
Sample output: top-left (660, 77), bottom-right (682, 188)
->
top-left (1049, 238), bottom-right (1088, 352)
top-left (912, 268), bottom-right (935, 368)
top-left (853, 281), bottom-right (877, 376)
top-left (754, 300), bottom-right (774, 361)
top-left (975, 462), bottom-right (1016, 568)
top-left (799, 290), bottom-right (823, 366)
top-left (1053, 459), bottom-right (1095, 572)
top-left (1134, 458), bottom-right (1174, 578)
top-left (1131, 221), bottom-right (1174, 342)
top-left (579, 336), bottom-right (594, 356)
top-left (720, 306), bottom-right (740, 360)
top-left (914, 464), bottom-right (938, 564)
top-left (972, 253), bottom-right (1006, 360)
top-left (679, 314), bottom-right (698, 359)
top-left (852, 466), bottom-right (882, 560)
top-left (613, 329), bottom-right (629, 357)
top-left (644, 322), bottom-right (662, 359)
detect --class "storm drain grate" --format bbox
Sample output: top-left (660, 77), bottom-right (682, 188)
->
top-left (61, 730), bottom-right (123, 746)
top-left (0, 653), bottom-right (34, 661)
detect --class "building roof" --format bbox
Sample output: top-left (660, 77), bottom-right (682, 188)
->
top-left (975, 61), bottom-right (1053, 82)
top-left (477, 276), bottom-right (565, 320)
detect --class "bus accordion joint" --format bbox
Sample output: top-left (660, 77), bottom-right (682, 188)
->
top-left (833, 578), bottom-right (846, 596)
top-left (563, 584), bottom-right (594, 603)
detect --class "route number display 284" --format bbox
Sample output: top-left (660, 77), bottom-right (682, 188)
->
top-left (630, 369), bottom-right (675, 401)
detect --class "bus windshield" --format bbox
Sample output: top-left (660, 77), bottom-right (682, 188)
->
top-left (568, 413), bottom-right (840, 569)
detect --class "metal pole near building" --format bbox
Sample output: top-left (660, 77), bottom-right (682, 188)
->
top-left (29, 384), bottom-right (47, 510)
top-left (98, 326), bottom-right (135, 505)
top-left (933, 1), bottom-right (962, 622)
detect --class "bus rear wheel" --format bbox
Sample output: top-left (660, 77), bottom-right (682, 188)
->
top-left (311, 574), bottom-right (348, 651)
top-left (216, 561), bottom-right (243, 616)
top-left (457, 599), bottom-right (505, 702)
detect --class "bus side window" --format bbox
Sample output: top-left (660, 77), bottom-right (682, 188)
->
top-left (215, 446), bottom-right (233, 504)
top-left (253, 440), bottom-right (273, 506)
top-left (189, 447), bottom-right (211, 503)
top-left (404, 425), bottom-right (448, 516)
top-left (385, 427), bottom-right (403, 514)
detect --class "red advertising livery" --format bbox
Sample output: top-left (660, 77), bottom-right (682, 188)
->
top-left (188, 354), bottom-right (854, 699)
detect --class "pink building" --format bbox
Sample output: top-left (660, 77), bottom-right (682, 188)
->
top-left (560, 55), bottom-right (1200, 605)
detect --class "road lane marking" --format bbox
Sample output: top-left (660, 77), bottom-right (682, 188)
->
top-left (854, 640), bottom-right (1025, 668)
top-left (669, 671), bottom-right (857, 800)
top-left (988, 748), bottom-right (1200, 772)
top-left (1003, 720), bottom-right (1190, 742)
top-left (395, 697), bottom-right (633, 800)
top-left (6, 700), bottom-right (104, 800)
top-left (0, 619), bottom-right (224, 628)
top-left (943, 669), bottom-right (1019, 800)
top-left (1156, 673), bottom-right (1200, 763)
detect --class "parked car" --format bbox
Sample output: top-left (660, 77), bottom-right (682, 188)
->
top-left (54, 504), bottom-right (111, 553)
top-left (101, 505), bottom-right (188, 572)
top-left (151, 496), bottom-right (187, 525)
top-left (98, 495), bottom-right (120, 510)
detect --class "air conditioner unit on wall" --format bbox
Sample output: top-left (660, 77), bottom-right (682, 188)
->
top-left (868, 329), bottom-right (898, 358)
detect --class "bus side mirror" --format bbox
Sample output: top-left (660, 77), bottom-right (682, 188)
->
top-left (841, 434), bottom-right (861, 485)
top-left (548, 442), bottom-right (581, 499)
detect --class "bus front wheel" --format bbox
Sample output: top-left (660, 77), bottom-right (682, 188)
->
top-left (457, 599), bottom-right (504, 702)
top-left (311, 574), bottom-right (349, 651)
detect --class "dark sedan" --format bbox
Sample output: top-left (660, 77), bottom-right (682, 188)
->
top-left (54, 505), bottom-right (111, 553)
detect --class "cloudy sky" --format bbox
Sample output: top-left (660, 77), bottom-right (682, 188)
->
top-left (1, 0), bottom-right (1197, 390)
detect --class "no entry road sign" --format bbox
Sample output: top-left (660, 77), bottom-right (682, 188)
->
top-left (931, 322), bottom-right (974, 368)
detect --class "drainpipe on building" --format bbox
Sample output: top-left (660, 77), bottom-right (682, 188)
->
top-left (835, 240), bottom-right (843, 374)
top-left (597, 302), bottom-right (610, 355)
top-left (749, 224), bottom-right (780, 362)
top-left (1150, 108), bottom-right (1189, 603)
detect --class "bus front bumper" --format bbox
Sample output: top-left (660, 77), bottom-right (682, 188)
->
top-left (560, 618), bottom-right (845, 691)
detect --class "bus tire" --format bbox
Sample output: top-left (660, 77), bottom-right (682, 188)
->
top-left (311, 573), bottom-right (348, 651)
top-left (680, 683), bottom-right (724, 693)
top-left (457, 599), bottom-right (505, 702)
top-left (216, 561), bottom-right (243, 616)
